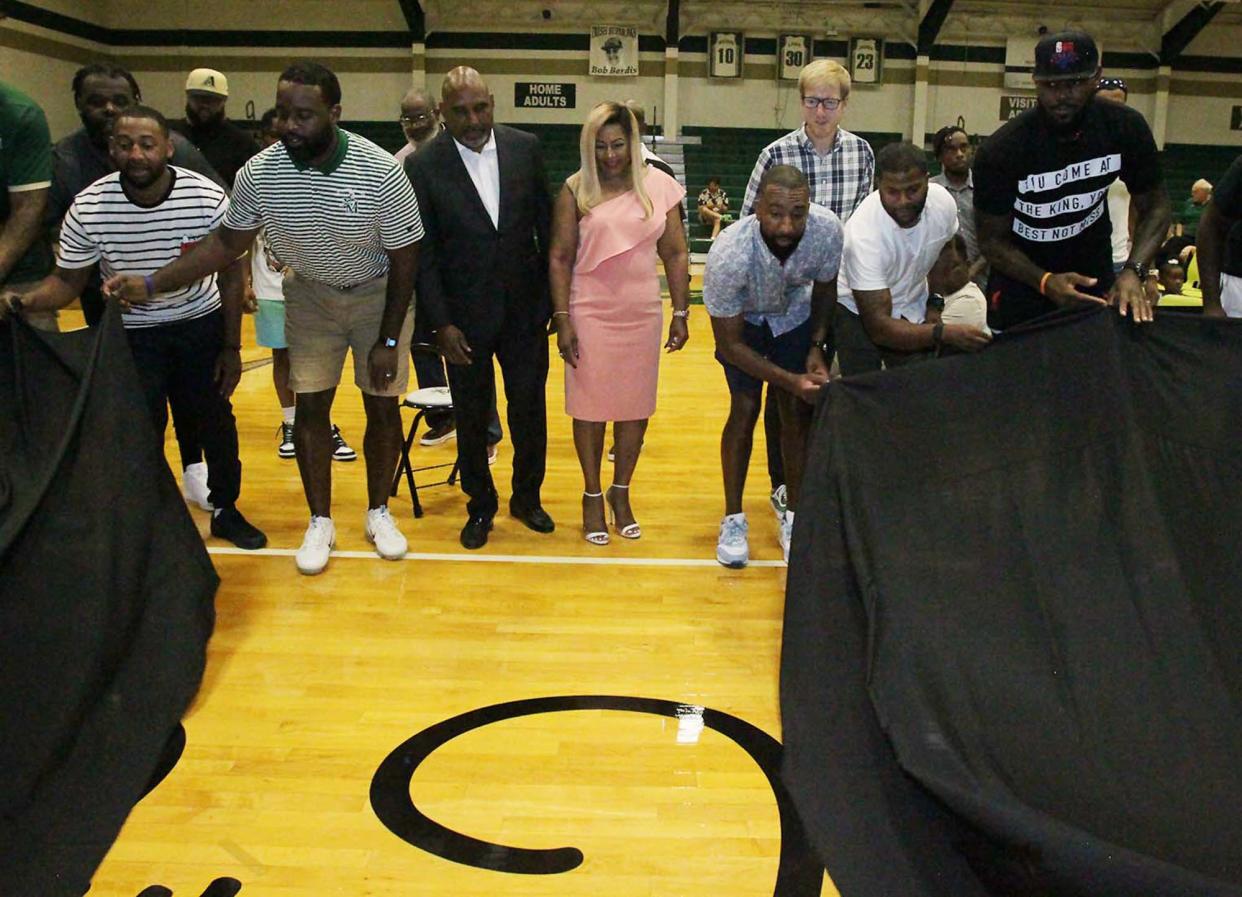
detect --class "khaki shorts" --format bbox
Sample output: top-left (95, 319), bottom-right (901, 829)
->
top-left (283, 271), bottom-right (414, 397)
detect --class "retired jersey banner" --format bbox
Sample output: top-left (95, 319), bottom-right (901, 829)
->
top-left (590, 26), bottom-right (638, 77)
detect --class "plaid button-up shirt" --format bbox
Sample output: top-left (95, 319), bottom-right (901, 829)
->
top-left (741, 125), bottom-right (874, 223)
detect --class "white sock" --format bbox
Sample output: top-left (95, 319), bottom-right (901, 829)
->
top-left (212, 508), bottom-right (222, 519)
top-left (282, 406), bottom-right (296, 425)
top-left (785, 510), bottom-right (795, 525)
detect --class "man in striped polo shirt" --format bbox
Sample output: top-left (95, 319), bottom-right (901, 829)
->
top-left (105, 62), bottom-right (423, 576)
top-left (0, 105), bottom-right (266, 550)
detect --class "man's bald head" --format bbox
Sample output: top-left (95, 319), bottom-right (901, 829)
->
top-left (440, 66), bottom-right (494, 152)
top-left (441, 66), bottom-right (488, 101)
top-left (402, 86), bottom-right (432, 107)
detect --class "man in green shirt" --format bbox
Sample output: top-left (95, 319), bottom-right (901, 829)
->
top-left (0, 80), bottom-right (55, 330)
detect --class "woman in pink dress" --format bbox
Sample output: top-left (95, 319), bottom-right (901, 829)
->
top-left (548, 102), bottom-right (690, 544)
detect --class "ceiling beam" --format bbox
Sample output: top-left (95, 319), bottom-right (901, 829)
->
top-left (917, 0), bottom-right (955, 54)
top-left (397, 0), bottom-right (425, 41)
top-left (666, 0), bottom-right (680, 47)
top-left (1161, 0), bottom-right (1223, 65)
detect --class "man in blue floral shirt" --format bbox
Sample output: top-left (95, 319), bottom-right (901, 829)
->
top-left (703, 166), bottom-right (842, 569)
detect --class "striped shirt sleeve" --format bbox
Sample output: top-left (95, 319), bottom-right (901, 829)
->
top-left (375, 159), bottom-right (423, 250)
top-left (223, 159), bottom-right (263, 231)
top-left (57, 198), bottom-right (101, 269)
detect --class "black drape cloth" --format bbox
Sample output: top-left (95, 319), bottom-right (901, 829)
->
top-left (781, 308), bottom-right (1242, 897)
top-left (0, 305), bottom-right (217, 896)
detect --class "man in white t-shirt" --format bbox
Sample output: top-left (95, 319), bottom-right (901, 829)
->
top-left (1095, 78), bottom-right (1134, 277)
top-left (836, 141), bottom-right (991, 374)
top-left (0, 106), bottom-right (265, 549)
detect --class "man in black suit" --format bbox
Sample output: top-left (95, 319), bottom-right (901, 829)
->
top-left (405, 67), bottom-right (554, 549)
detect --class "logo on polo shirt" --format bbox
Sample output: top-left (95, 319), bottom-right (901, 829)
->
top-left (344, 190), bottom-right (358, 214)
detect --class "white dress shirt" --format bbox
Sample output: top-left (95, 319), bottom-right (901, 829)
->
top-left (453, 131), bottom-right (500, 228)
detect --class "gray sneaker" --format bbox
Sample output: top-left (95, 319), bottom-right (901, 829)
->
top-left (769, 484), bottom-right (787, 525)
top-left (716, 513), bottom-right (749, 568)
top-left (779, 511), bottom-right (793, 564)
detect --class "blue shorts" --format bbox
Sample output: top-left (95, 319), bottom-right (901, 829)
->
top-left (715, 316), bottom-right (812, 394)
top-left (255, 299), bottom-right (287, 349)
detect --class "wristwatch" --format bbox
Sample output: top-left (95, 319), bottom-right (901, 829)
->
top-left (927, 292), bottom-right (946, 311)
top-left (383, 336), bottom-right (399, 348)
top-left (813, 339), bottom-right (831, 355)
top-left (1122, 260), bottom-right (1148, 280)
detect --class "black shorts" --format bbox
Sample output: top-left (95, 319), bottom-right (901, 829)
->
top-left (716, 317), bottom-right (812, 394)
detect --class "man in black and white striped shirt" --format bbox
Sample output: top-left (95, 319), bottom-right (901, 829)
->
top-left (105, 62), bottom-right (423, 576)
top-left (0, 105), bottom-right (266, 550)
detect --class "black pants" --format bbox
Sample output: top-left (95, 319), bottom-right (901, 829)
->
top-left (409, 313), bottom-right (501, 442)
top-left (125, 311), bottom-right (243, 508)
top-left (446, 325), bottom-right (548, 519)
top-left (833, 304), bottom-right (933, 374)
top-left (86, 282), bottom-right (204, 470)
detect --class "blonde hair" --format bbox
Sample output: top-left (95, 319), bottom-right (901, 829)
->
top-left (566, 101), bottom-right (653, 218)
top-left (798, 59), bottom-right (851, 101)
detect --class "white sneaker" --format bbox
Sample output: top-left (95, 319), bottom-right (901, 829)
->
top-left (770, 484), bottom-right (787, 525)
top-left (716, 513), bottom-right (749, 568)
top-left (296, 516), bottom-right (335, 575)
top-left (182, 461), bottom-right (213, 511)
top-left (365, 506), bottom-right (408, 560)
top-left (780, 510), bottom-right (794, 564)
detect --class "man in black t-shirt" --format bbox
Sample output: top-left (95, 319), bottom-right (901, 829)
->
top-left (973, 30), bottom-right (1171, 330)
top-left (172, 68), bottom-right (260, 190)
top-left (1196, 153), bottom-right (1242, 318)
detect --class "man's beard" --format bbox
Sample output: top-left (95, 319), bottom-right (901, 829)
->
top-left (186, 106), bottom-right (224, 129)
top-left (82, 111), bottom-right (113, 146)
top-left (282, 127), bottom-right (333, 163)
top-left (120, 163), bottom-right (165, 191)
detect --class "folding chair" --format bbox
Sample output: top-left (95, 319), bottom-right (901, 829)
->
top-left (390, 343), bottom-right (459, 518)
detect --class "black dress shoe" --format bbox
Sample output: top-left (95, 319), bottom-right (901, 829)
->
top-left (460, 515), bottom-right (493, 549)
top-left (510, 502), bottom-right (555, 534)
top-left (210, 506), bottom-right (268, 550)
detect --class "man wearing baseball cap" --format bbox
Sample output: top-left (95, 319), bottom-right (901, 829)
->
top-left (173, 67), bottom-right (259, 189)
top-left (973, 30), bottom-right (1171, 330)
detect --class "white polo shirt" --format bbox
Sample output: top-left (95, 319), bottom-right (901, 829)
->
top-left (837, 183), bottom-right (959, 323)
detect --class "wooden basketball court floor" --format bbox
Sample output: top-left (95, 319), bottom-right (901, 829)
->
top-left (65, 304), bottom-right (841, 897)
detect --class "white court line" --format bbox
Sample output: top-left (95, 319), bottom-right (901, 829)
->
top-left (205, 546), bottom-right (788, 568)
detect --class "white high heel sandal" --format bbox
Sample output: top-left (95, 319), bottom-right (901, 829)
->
top-left (606, 484), bottom-right (641, 540)
top-left (582, 491), bottom-right (609, 545)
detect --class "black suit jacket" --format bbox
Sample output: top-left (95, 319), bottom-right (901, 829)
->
top-left (405, 124), bottom-right (552, 348)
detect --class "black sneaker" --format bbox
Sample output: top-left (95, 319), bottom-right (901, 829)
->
top-left (277, 421), bottom-right (295, 459)
top-left (210, 506), bottom-right (268, 550)
top-left (331, 424), bottom-right (357, 462)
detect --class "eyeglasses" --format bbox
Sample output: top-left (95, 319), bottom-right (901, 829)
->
top-left (399, 113), bottom-right (433, 124)
top-left (801, 96), bottom-right (843, 111)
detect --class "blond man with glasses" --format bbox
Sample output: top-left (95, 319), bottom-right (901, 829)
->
top-left (741, 60), bottom-right (874, 221)
top-left (738, 58), bottom-right (875, 548)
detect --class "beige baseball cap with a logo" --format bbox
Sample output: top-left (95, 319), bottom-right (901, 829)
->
top-left (185, 68), bottom-right (229, 97)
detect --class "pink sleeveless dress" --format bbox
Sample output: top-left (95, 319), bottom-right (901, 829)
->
top-left (565, 168), bottom-right (685, 422)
